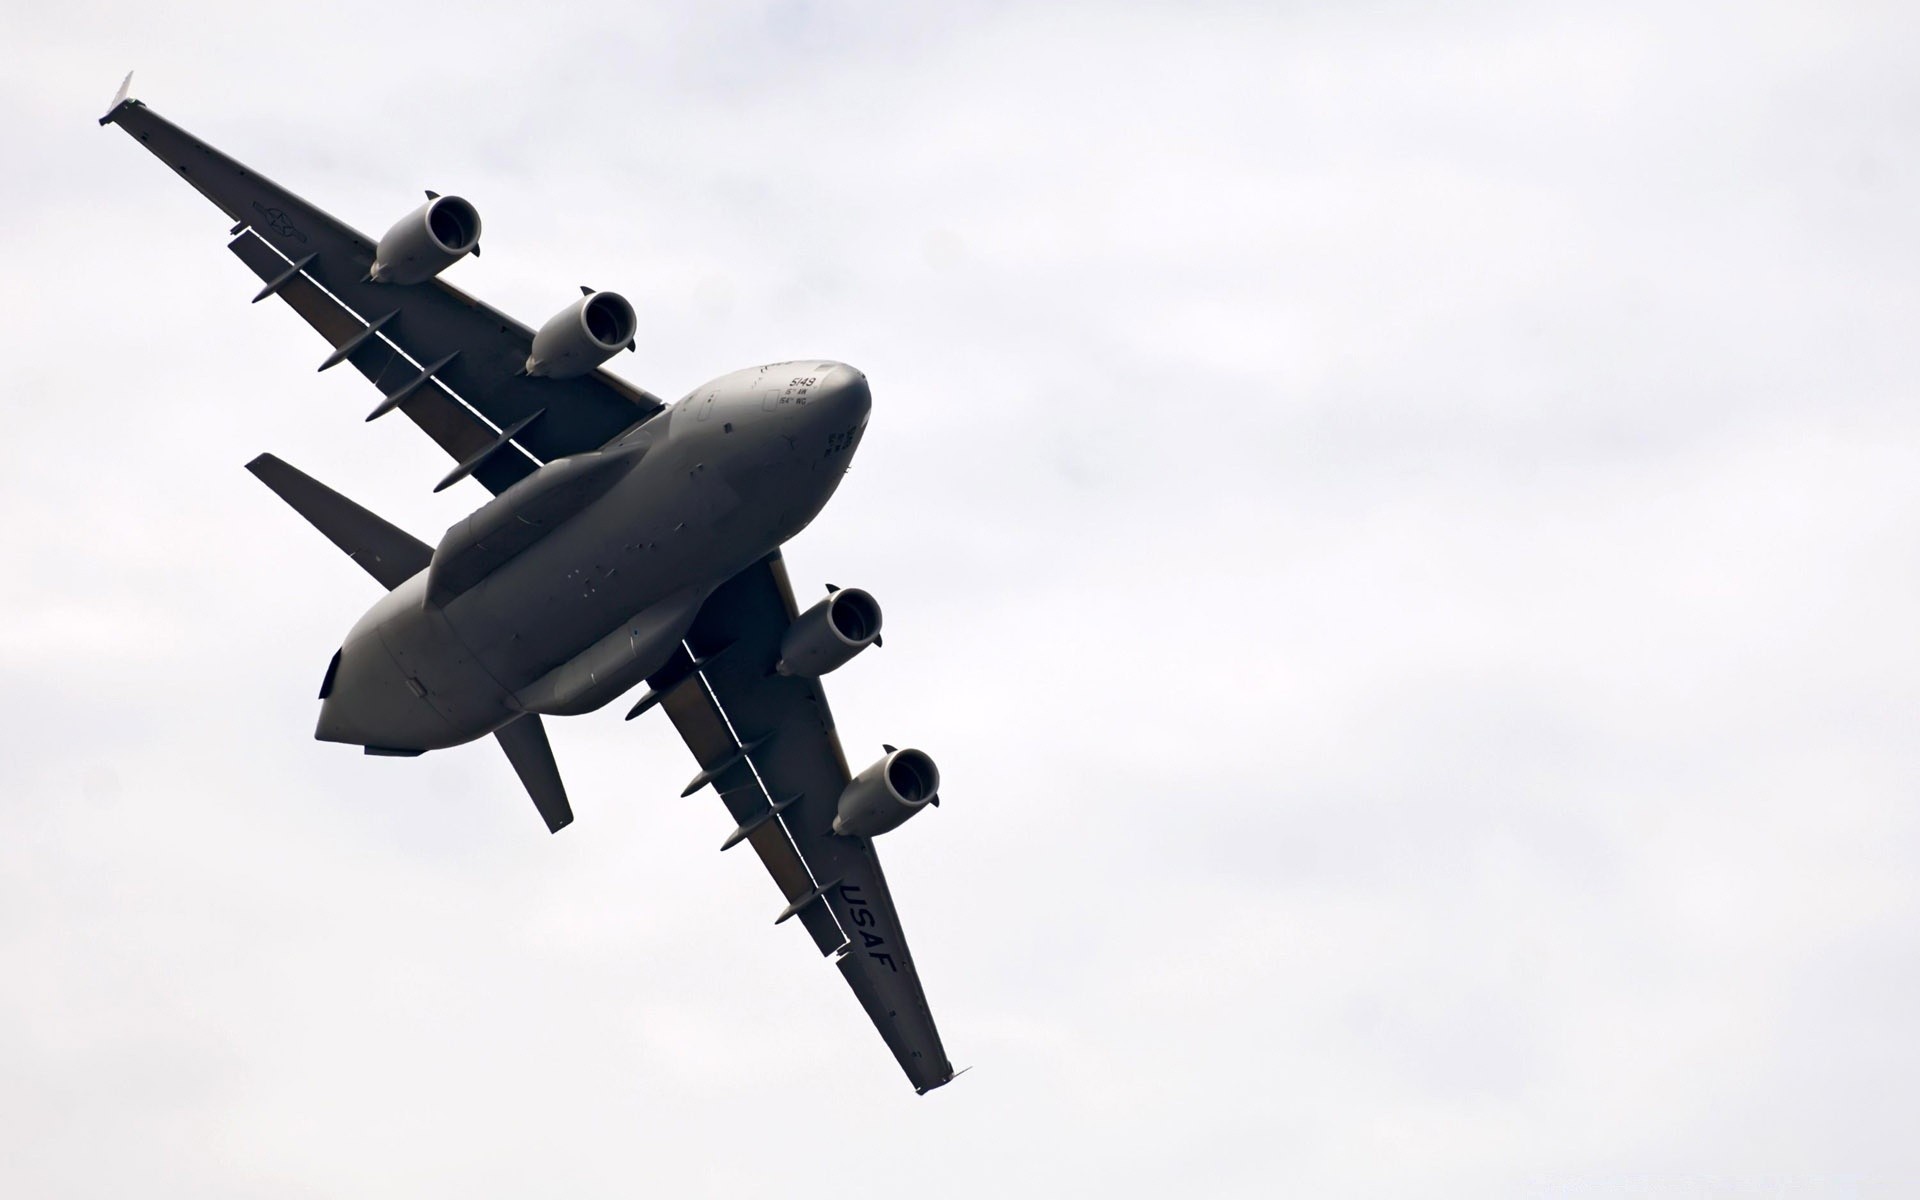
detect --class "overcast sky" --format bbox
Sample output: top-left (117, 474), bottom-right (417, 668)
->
top-left (4, 1), bottom-right (1919, 1195)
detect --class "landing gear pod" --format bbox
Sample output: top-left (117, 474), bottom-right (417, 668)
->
top-left (524, 291), bottom-right (637, 378)
top-left (777, 588), bottom-right (881, 677)
top-left (833, 747), bottom-right (939, 838)
top-left (369, 195), bottom-right (481, 284)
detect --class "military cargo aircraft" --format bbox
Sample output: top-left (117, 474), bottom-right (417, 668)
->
top-left (100, 75), bottom-right (955, 1093)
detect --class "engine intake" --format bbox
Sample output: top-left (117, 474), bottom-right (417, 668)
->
top-left (777, 588), bottom-right (882, 677)
top-left (370, 195), bottom-right (481, 284)
top-left (833, 747), bottom-right (940, 838)
top-left (525, 291), bottom-right (637, 379)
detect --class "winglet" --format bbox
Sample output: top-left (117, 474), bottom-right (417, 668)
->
top-left (97, 71), bottom-right (135, 126)
top-left (916, 1065), bottom-right (971, 1095)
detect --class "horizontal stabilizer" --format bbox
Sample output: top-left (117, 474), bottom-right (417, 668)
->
top-left (245, 454), bottom-right (430, 589)
top-left (494, 714), bottom-right (573, 833)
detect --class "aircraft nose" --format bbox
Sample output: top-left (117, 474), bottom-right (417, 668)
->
top-left (811, 364), bottom-right (871, 428)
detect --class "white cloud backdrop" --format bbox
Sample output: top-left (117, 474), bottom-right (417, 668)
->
top-left (3, 1), bottom-right (1918, 1195)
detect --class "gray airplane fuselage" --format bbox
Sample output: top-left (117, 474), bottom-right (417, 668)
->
top-left (317, 361), bottom-right (871, 751)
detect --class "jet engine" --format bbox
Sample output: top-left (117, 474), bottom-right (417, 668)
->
top-left (776, 587), bottom-right (882, 677)
top-left (525, 291), bottom-right (637, 378)
top-left (833, 747), bottom-right (940, 838)
top-left (369, 195), bottom-right (481, 284)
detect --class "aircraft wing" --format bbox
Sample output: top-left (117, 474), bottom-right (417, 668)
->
top-left (100, 89), bottom-right (663, 496)
top-left (646, 553), bottom-right (955, 1093)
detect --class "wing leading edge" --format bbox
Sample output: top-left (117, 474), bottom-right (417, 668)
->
top-left (664, 554), bottom-right (955, 1093)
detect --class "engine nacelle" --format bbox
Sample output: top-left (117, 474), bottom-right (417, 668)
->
top-left (525, 291), bottom-right (637, 379)
top-left (776, 588), bottom-right (882, 677)
top-left (369, 195), bottom-right (481, 284)
top-left (833, 748), bottom-right (940, 838)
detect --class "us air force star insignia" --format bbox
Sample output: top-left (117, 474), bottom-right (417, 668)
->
top-left (250, 201), bottom-right (307, 243)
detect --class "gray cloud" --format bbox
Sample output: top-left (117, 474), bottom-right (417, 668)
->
top-left (3, 1), bottom-right (1919, 1195)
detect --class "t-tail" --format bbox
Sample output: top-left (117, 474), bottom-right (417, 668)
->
top-left (244, 454), bottom-right (574, 832)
